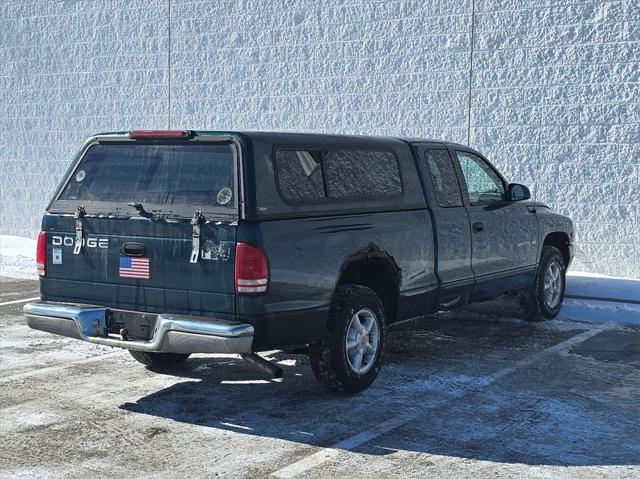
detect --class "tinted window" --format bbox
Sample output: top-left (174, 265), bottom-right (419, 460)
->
top-left (456, 152), bottom-right (505, 205)
top-left (59, 143), bottom-right (235, 209)
top-left (324, 150), bottom-right (401, 199)
top-left (274, 148), bottom-right (402, 203)
top-left (424, 149), bottom-right (463, 207)
top-left (274, 150), bottom-right (325, 201)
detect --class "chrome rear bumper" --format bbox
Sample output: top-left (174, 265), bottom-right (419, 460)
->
top-left (23, 302), bottom-right (254, 354)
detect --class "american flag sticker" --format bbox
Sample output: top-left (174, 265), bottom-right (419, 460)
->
top-left (119, 256), bottom-right (150, 279)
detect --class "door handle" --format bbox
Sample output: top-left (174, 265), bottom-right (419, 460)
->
top-left (472, 222), bottom-right (484, 233)
top-left (122, 242), bottom-right (146, 257)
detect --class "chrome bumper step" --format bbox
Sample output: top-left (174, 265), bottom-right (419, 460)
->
top-left (23, 302), bottom-right (254, 354)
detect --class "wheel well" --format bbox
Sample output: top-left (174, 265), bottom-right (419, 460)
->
top-left (543, 232), bottom-right (571, 268)
top-left (336, 254), bottom-right (401, 323)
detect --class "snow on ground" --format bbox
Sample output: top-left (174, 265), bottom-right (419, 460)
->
top-left (566, 271), bottom-right (640, 303)
top-left (559, 299), bottom-right (640, 326)
top-left (0, 235), bottom-right (36, 279)
top-left (563, 272), bottom-right (640, 325)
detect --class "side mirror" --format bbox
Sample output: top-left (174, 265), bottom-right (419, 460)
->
top-left (507, 183), bottom-right (531, 201)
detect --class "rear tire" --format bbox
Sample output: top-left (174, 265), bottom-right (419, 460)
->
top-left (129, 350), bottom-right (190, 368)
top-left (520, 245), bottom-right (566, 321)
top-left (309, 285), bottom-right (386, 393)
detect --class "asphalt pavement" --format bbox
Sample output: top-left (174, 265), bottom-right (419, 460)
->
top-left (1, 278), bottom-right (639, 478)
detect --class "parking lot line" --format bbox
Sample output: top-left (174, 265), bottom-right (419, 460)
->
top-left (270, 323), bottom-right (612, 479)
top-left (482, 324), bottom-right (613, 384)
top-left (0, 296), bottom-right (39, 307)
top-left (0, 351), bottom-right (122, 384)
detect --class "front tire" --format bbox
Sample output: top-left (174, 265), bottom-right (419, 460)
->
top-left (309, 285), bottom-right (386, 393)
top-left (129, 350), bottom-right (190, 368)
top-left (520, 245), bottom-right (566, 320)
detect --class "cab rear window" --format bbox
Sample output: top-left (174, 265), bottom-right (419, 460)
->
top-left (57, 142), bottom-right (236, 211)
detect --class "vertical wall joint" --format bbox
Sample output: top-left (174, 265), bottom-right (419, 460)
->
top-left (167, 0), bottom-right (172, 129)
top-left (466, 0), bottom-right (476, 146)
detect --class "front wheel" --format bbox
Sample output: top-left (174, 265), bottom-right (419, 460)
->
top-left (129, 350), bottom-right (190, 368)
top-left (520, 245), bottom-right (566, 320)
top-left (309, 285), bottom-right (386, 393)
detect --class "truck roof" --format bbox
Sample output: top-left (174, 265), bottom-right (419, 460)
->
top-left (92, 130), bottom-right (469, 149)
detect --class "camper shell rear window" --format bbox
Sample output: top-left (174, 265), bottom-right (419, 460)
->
top-left (50, 140), bottom-right (238, 219)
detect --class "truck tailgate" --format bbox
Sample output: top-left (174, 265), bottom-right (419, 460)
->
top-left (41, 214), bottom-right (236, 315)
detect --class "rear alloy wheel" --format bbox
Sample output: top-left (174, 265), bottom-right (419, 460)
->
top-left (520, 245), bottom-right (566, 320)
top-left (129, 350), bottom-right (190, 368)
top-left (309, 285), bottom-right (386, 393)
top-left (345, 308), bottom-right (380, 375)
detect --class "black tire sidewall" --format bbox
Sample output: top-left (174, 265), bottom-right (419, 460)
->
top-left (535, 246), bottom-right (565, 319)
top-left (129, 350), bottom-right (190, 368)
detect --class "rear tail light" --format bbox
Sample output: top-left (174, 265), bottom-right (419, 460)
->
top-left (235, 243), bottom-right (268, 294)
top-left (129, 130), bottom-right (193, 140)
top-left (36, 231), bottom-right (46, 277)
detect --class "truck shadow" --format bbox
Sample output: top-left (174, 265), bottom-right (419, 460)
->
top-left (119, 300), bottom-right (640, 468)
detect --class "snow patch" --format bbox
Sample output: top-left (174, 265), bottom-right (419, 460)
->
top-left (567, 271), bottom-right (640, 303)
top-left (559, 299), bottom-right (640, 326)
top-left (0, 235), bottom-right (37, 279)
top-left (0, 404), bottom-right (63, 435)
top-left (276, 359), bottom-right (297, 367)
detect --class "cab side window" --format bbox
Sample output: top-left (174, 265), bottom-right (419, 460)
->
top-left (423, 149), bottom-right (463, 207)
top-left (456, 152), bottom-right (505, 205)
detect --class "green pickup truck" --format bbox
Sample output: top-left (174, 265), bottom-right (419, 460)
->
top-left (24, 130), bottom-right (574, 392)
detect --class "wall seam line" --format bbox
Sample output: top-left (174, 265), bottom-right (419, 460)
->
top-left (466, 0), bottom-right (476, 146)
top-left (167, 0), bottom-right (172, 129)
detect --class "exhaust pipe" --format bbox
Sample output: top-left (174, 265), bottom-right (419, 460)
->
top-left (241, 353), bottom-right (283, 379)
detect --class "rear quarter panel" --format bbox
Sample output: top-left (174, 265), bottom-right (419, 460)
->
top-left (237, 210), bottom-right (435, 349)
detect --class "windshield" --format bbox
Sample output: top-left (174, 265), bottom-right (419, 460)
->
top-left (56, 141), bottom-right (237, 215)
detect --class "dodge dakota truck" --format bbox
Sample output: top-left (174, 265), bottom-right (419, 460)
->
top-left (24, 130), bottom-right (574, 393)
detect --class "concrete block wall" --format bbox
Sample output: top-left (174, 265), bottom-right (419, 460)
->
top-left (470, 0), bottom-right (639, 278)
top-left (0, 0), bottom-right (638, 278)
top-left (0, 0), bottom-right (169, 237)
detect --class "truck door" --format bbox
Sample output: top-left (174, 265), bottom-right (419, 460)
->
top-left (416, 145), bottom-right (474, 306)
top-left (451, 148), bottom-right (538, 299)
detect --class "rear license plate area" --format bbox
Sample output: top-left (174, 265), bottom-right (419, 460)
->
top-left (108, 310), bottom-right (157, 340)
